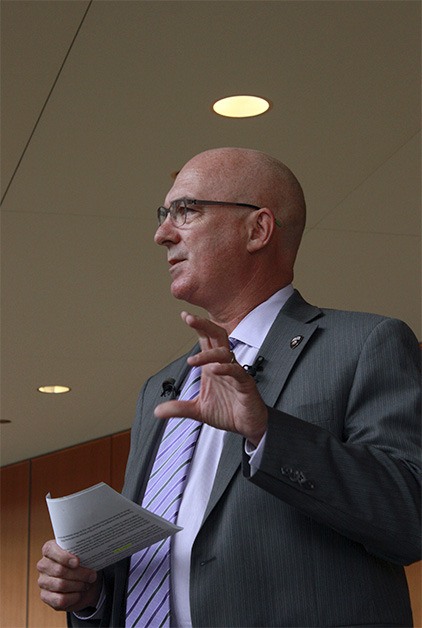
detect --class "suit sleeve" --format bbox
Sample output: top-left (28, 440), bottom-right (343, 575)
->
top-left (247, 317), bottom-right (421, 565)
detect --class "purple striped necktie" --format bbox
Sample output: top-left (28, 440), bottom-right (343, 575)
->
top-left (125, 365), bottom-right (202, 628)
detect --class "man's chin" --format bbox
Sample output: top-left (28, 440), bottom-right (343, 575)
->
top-left (170, 281), bottom-right (199, 306)
top-left (170, 281), bottom-right (190, 302)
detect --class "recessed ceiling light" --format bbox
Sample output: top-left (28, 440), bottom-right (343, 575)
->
top-left (212, 95), bottom-right (271, 118)
top-left (37, 385), bottom-right (71, 394)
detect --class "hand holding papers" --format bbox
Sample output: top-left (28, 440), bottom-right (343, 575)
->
top-left (46, 482), bottom-right (181, 571)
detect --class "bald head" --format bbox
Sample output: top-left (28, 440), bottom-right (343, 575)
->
top-left (157, 147), bottom-right (306, 321)
top-left (175, 147), bottom-right (306, 261)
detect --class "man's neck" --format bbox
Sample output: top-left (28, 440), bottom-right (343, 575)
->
top-left (208, 282), bottom-right (292, 335)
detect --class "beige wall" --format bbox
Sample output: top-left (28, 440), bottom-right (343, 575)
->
top-left (1, 431), bottom-right (420, 627)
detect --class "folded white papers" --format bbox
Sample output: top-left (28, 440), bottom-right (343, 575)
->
top-left (46, 482), bottom-right (181, 571)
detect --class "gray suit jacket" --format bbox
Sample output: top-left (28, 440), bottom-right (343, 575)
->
top-left (70, 291), bottom-right (421, 627)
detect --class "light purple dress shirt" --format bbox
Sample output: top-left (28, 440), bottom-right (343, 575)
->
top-left (172, 284), bottom-right (294, 627)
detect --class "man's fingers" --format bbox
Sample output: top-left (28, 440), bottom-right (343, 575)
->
top-left (154, 399), bottom-right (197, 420)
top-left (41, 539), bottom-right (78, 568)
top-left (38, 567), bottom-right (94, 614)
top-left (38, 539), bottom-right (102, 613)
top-left (181, 311), bottom-right (229, 349)
top-left (38, 572), bottom-right (92, 594)
top-left (39, 588), bottom-right (84, 612)
top-left (37, 556), bottom-right (97, 583)
top-left (38, 540), bottom-right (97, 584)
top-left (187, 347), bottom-right (233, 367)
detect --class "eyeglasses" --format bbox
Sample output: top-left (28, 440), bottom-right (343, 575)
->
top-left (157, 198), bottom-right (261, 227)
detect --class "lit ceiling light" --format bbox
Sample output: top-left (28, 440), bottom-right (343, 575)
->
top-left (212, 95), bottom-right (271, 118)
top-left (37, 385), bottom-right (71, 394)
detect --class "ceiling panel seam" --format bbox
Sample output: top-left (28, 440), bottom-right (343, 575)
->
top-left (0, 0), bottom-right (93, 207)
top-left (306, 129), bottom-right (421, 233)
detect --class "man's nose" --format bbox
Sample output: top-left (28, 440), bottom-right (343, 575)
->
top-left (154, 216), bottom-right (179, 245)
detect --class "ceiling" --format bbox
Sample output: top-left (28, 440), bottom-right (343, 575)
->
top-left (1, 0), bottom-right (420, 467)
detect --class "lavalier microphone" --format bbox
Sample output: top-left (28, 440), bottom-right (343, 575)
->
top-left (161, 378), bottom-right (176, 397)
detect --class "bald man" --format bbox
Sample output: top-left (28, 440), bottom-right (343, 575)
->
top-left (38, 148), bottom-right (421, 627)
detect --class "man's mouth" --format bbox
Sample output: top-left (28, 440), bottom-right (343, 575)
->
top-left (168, 258), bottom-right (185, 270)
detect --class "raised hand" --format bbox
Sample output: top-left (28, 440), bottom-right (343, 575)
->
top-left (154, 311), bottom-right (268, 446)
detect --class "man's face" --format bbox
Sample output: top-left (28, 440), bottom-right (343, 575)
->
top-left (154, 164), bottom-right (251, 313)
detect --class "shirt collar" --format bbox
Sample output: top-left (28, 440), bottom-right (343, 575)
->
top-left (230, 284), bottom-right (294, 349)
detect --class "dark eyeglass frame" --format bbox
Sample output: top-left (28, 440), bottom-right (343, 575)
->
top-left (157, 198), bottom-right (261, 227)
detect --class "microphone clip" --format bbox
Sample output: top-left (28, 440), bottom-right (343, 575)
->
top-left (243, 355), bottom-right (265, 379)
top-left (161, 378), bottom-right (176, 398)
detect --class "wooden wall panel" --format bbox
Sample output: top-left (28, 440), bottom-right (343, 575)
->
top-left (405, 562), bottom-right (421, 627)
top-left (0, 461), bottom-right (30, 628)
top-left (1, 430), bottom-right (421, 628)
top-left (28, 438), bottom-right (111, 628)
top-left (110, 429), bottom-right (130, 492)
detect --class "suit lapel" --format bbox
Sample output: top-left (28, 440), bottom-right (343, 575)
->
top-left (255, 302), bottom-right (320, 407)
top-left (203, 291), bottom-right (322, 523)
top-left (124, 355), bottom-right (195, 503)
top-left (203, 431), bottom-right (243, 521)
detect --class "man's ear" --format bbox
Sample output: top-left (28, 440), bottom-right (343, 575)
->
top-left (246, 208), bottom-right (275, 252)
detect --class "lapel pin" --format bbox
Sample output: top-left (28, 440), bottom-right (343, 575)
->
top-left (290, 335), bottom-right (304, 349)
